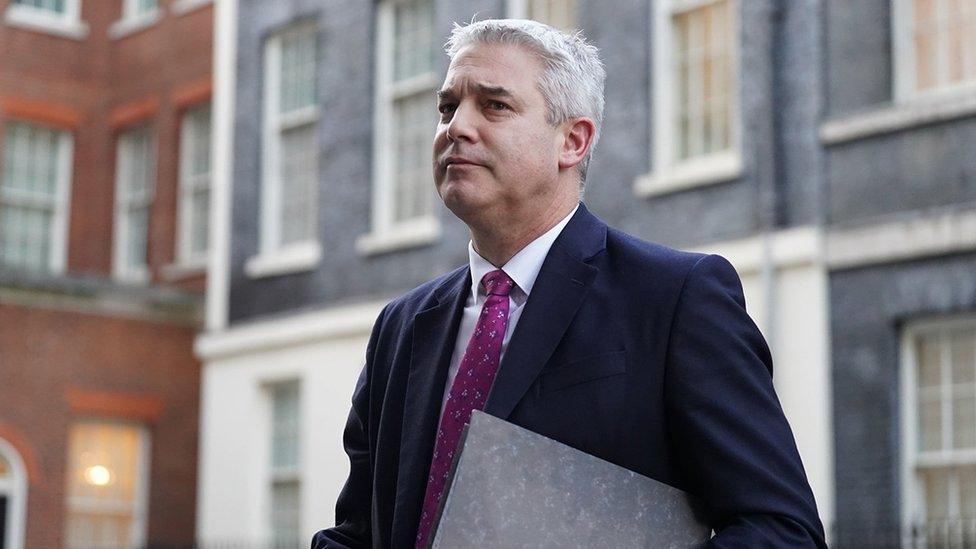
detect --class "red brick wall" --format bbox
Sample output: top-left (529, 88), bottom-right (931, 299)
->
top-left (0, 0), bottom-right (213, 289)
top-left (0, 303), bottom-right (201, 548)
top-left (0, 0), bottom-right (213, 546)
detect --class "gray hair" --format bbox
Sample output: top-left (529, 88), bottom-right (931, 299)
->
top-left (444, 19), bottom-right (606, 194)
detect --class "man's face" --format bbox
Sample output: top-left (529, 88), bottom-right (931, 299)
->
top-left (433, 43), bottom-right (565, 223)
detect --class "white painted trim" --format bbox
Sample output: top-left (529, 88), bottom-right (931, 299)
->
top-left (195, 299), bottom-right (386, 361)
top-left (172, 0), bottom-right (212, 16)
top-left (160, 259), bottom-right (207, 281)
top-left (820, 91), bottom-right (976, 144)
top-left (3, 1), bottom-right (88, 40)
top-left (0, 438), bottom-right (28, 549)
top-left (687, 225), bottom-right (821, 275)
top-left (244, 240), bottom-right (321, 279)
top-left (505, 0), bottom-right (528, 18)
top-left (108, 6), bottom-right (162, 40)
top-left (640, 0), bottom-right (742, 199)
top-left (176, 102), bottom-right (212, 268)
top-left (355, 215), bottom-right (440, 256)
top-left (826, 206), bottom-right (976, 269)
top-left (52, 130), bottom-right (73, 275)
top-left (207, 0), bottom-right (237, 331)
top-left (900, 322), bottom-right (921, 541)
top-left (132, 425), bottom-right (152, 548)
top-left (634, 150), bottom-right (742, 197)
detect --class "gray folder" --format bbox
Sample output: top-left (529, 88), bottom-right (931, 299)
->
top-left (429, 410), bottom-right (712, 548)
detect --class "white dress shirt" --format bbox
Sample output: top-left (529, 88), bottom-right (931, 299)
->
top-left (438, 204), bottom-right (580, 419)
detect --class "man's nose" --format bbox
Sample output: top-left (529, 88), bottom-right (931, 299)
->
top-left (446, 101), bottom-right (477, 143)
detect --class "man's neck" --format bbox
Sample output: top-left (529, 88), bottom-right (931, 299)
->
top-left (470, 199), bottom-right (578, 267)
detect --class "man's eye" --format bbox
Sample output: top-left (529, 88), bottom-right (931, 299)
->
top-left (486, 100), bottom-right (509, 111)
top-left (438, 103), bottom-right (456, 114)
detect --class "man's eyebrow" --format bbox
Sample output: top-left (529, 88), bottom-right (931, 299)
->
top-left (435, 84), bottom-right (517, 101)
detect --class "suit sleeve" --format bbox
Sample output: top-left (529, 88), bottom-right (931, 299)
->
top-left (312, 308), bottom-right (387, 549)
top-left (663, 254), bottom-right (827, 548)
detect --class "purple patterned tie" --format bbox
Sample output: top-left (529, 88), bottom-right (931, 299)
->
top-left (414, 269), bottom-right (515, 548)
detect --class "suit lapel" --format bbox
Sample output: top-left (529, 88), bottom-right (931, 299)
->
top-left (392, 267), bottom-right (470, 546)
top-left (485, 203), bottom-right (607, 420)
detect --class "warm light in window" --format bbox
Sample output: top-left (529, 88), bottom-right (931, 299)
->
top-left (84, 465), bottom-right (112, 486)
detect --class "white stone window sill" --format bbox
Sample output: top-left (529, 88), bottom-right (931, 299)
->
top-left (356, 217), bottom-right (441, 256)
top-left (4, 4), bottom-right (89, 40)
top-left (172, 0), bottom-right (212, 16)
top-left (820, 89), bottom-right (976, 145)
top-left (245, 241), bottom-right (322, 279)
top-left (634, 151), bottom-right (743, 198)
top-left (108, 8), bottom-right (162, 40)
top-left (160, 259), bottom-right (207, 281)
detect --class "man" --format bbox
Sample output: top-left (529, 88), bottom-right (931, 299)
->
top-left (314, 19), bottom-right (826, 548)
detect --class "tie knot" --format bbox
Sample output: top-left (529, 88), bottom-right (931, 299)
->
top-left (481, 269), bottom-right (515, 297)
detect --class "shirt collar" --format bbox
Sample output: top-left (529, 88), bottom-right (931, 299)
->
top-left (467, 203), bottom-right (579, 302)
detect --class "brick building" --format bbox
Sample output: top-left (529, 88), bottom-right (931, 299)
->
top-left (0, 0), bottom-right (213, 547)
top-left (197, 0), bottom-right (976, 546)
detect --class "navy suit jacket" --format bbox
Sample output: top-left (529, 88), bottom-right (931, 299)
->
top-left (313, 203), bottom-right (826, 548)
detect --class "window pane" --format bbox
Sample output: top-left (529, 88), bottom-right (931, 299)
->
top-left (271, 382), bottom-right (300, 470)
top-left (0, 454), bottom-right (9, 476)
top-left (191, 187), bottom-right (209, 254)
top-left (951, 328), bottom-right (976, 384)
top-left (527, 0), bottom-right (579, 31)
top-left (278, 124), bottom-right (317, 246)
top-left (271, 480), bottom-right (301, 546)
top-left (65, 422), bottom-right (146, 549)
top-left (924, 468), bottom-right (951, 520)
top-left (961, 465), bottom-right (976, 518)
top-left (920, 391), bottom-right (943, 451)
top-left (0, 121), bottom-right (63, 273)
top-left (918, 334), bottom-right (943, 388)
top-left (394, 0), bottom-right (436, 82)
top-left (14, 0), bottom-right (67, 14)
top-left (279, 27), bottom-right (317, 114)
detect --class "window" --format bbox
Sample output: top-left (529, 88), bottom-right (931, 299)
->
top-left (638, 0), bottom-right (740, 197)
top-left (64, 421), bottom-right (150, 549)
top-left (357, 0), bottom-right (440, 255)
top-left (0, 121), bottom-right (73, 274)
top-left (108, 0), bottom-right (161, 39)
top-left (246, 22), bottom-right (320, 278)
top-left (0, 439), bottom-right (27, 549)
top-left (269, 382), bottom-right (301, 546)
top-left (113, 126), bottom-right (155, 282)
top-left (176, 102), bottom-right (211, 267)
top-left (893, 0), bottom-right (976, 100)
top-left (506, 0), bottom-right (579, 31)
top-left (4, 0), bottom-right (88, 39)
top-left (902, 319), bottom-right (976, 545)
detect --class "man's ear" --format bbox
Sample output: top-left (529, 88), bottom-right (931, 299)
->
top-left (557, 117), bottom-right (596, 171)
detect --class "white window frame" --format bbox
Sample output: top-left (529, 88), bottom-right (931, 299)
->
top-left (63, 420), bottom-right (151, 549)
top-left (174, 102), bottom-right (211, 271)
top-left (108, 0), bottom-right (162, 40)
top-left (900, 316), bottom-right (976, 544)
top-left (112, 126), bottom-right (155, 284)
top-left (0, 121), bottom-right (73, 275)
top-left (356, 0), bottom-right (441, 256)
top-left (3, 0), bottom-right (89, 40)
top-left (892, 0), bottom-right (976, 104)
top-left (0, 438), bottom-right (28, 549)
top-left (171, 0), bottom-right (211, 17)
top-left (246, 22), bottom-right (322, 279)
top-left (635, 0), bottom-right (742, 198)
top-left (262, 379), bottom-right (303, 546)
